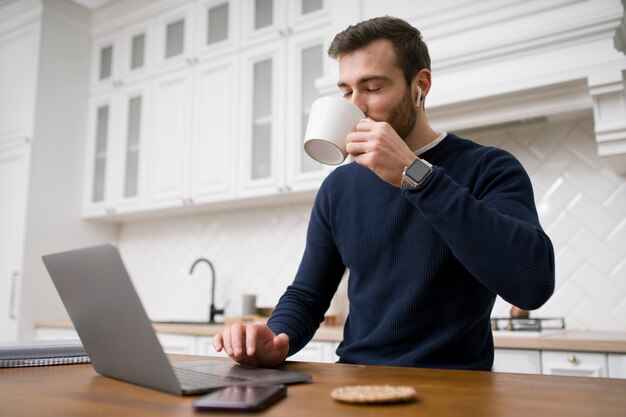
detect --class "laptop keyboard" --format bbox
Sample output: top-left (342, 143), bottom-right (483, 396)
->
top-left (173, 366), bottom-right (248, 389)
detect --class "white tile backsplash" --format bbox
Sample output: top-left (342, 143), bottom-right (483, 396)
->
top-left (119, 114), bottom-right (626, 331)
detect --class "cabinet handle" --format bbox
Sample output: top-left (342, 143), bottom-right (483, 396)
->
top-left (567, 354), bottom-right (577, 364)
top-left (9, 271), bottom-right (18, 320)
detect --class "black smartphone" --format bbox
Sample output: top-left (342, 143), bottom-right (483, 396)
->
top-left (193, 385), bottom-right (287, 412)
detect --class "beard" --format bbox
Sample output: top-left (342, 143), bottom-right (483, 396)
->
top-left (385, 89), bottom-right (417, 141)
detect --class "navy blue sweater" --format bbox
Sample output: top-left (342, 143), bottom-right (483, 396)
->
top-left (267, 133), bottom-right (555, 370)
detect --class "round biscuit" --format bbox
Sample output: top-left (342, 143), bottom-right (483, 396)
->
top-left (330, 385), bottom-right (417, 404)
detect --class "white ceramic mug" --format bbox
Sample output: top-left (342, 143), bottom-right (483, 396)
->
top-left (303, 97), bottom-right (365, 165)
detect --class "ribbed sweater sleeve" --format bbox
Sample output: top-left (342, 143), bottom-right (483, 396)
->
top-left (403, 149), bottom-right (555, 310)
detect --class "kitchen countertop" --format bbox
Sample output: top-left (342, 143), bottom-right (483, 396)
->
top-left (36, 320), bottom-right (626, 353)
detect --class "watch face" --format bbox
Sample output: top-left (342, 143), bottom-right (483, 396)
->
top-left (406, 159), bottom-right (432, 183)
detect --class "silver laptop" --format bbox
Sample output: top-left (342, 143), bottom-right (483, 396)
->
top-left (42, 244), bottom-right (311, 395)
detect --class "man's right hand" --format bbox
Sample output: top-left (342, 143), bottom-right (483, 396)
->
top-left (213, 323), bottom-right (289, 367)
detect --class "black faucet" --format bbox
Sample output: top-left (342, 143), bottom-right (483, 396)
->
top-left (189, 258), bottom-right (224, 324)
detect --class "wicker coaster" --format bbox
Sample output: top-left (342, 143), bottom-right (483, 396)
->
top-left (330, 385), bottom-right (417, 404)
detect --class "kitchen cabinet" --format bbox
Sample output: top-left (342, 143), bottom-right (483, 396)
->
top-left (83, 81), bottom-right (151, 217)
top-left (0, 142), bottom-right (30, 342)
top-left (196, 336), bottom-right (228, 357)
top-left (90, 19), bottom-right (153, 94)
top-left (493, 348), bottom-right (541, 374)
top-left (156, 333), bottom-right (197, 355)
top-left (0, 17), bottom-right (38, 342)
top-left (194, 0), bottom-right (238, 60)
top-left (85, 0), bottom-right (331, 218)
top-left (288, 341), bottom-right (339, 363)
top-left (148, 54), bottom-right (237, 208)
top-left (240, 0), bottom-right (330, 48)
top-left (541, 350), bottom-right (608, 378)
top-left (608, 354), bottom-right (626, 379)
top-left (153, 3), bottom-right (195, 75)
top-left (238, 7), bottom-right (332, 197)
top-left (35, 327), bottom-right (79, 341)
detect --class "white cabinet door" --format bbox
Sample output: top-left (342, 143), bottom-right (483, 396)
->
top-left (0, 143), bottom-right (30, 342)
top-left (0, 24), bottom-right (39, 141)
top-left (608, 354), bottom-right (626, 379)
top-left (157, 333), bottom-right (197, 355)
top-left (90, 19), bottom-right (153, 93)
top-left (154, 3), bottom-right (195, 75)
top-left (542, 351), bottom-right (608, 378)
top-left (240, 0), bottom-right (330, 48)
top-left (35, 327), bottom-right (79, 341)
top-left (113, 82), bottom-right (151, 212)
top-left (289, 341), bottom-right (338, 363)
top-left (285, 30), bottom-right (332, 192)
top-left (195, 0), bottom-right (239, 60)
top-left (493, 349), bottom-right (541, 374)
top-left (190, 56), bottom-right (238, 203)
top-left (90, 31), bottom-right (121, 93)
top-left (148, 69), bottom-right (193, 208)
top-left (238, 41), bottom-right (286, 197)
top-left (83, 82), bottom-right (151, 217)
top-left (196, 336), bottom-right (228, 357)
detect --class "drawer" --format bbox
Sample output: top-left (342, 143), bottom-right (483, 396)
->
top-left (541, 350), bottom-right (608, 377)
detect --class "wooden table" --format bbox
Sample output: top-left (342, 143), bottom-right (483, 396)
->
top-left (2, 356), bottom-right (625, 416)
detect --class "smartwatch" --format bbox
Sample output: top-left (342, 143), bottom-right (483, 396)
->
top-left (401, 158), bottom-right (433, 189)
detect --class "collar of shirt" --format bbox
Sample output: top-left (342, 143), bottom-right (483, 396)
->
top-left (414, 131), bottom-right (447, 156)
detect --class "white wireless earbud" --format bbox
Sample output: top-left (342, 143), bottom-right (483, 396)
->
top-left (416, 87), bottom-right (422, 108)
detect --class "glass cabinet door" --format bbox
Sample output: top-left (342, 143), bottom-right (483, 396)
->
top-left (91, 104), bottom-right (110, 204)
top-left (300, 43), bottom-right (324, 174)
top-left (91, 33), bottom-right (119, 92)
top-left (123, 95), bottom-right (142, 198)
top-left (155, 4), bottom-right (193, 74)
top-left (120, 20), bottom-right (152, 85)
top-left (165, 19), bottom-right (185, 59)
top-left (207, 2), bottom-right (229, 45)
top-left (301, 0), bottom-right (323, 15)
top-left (254, 0), bottom-right (274, 30)
top-left (251, 58), bottom-right (272, 180)
top-left (239, 43), bottom-right (285, 195)
top-left (196, 0), bottom-right (237, 59)
top-left (286, 31), bottom-right (331, 192)
top-left (99, 46), bottom-right (114, 82)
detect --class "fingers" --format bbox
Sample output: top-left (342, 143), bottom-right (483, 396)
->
top-left (246, 325), bottom-right (259, 357)
top-left (215, 323), bottom-right (267, 362)
top-left (213, 334), bottom-right (223, 352)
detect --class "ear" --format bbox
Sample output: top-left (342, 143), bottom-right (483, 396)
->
top-left (413, 69), bottom-right (432, 108)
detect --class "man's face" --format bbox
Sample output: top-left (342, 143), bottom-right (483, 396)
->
top-left (337, 39), bottom-right (417, 140)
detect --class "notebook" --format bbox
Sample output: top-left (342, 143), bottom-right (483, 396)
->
top-left (0, 339), bottom-right (90, 368)
top-left (42, 244), bottom-right (311, 395)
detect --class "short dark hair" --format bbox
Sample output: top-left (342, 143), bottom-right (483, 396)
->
top-left (328, 16), bottom-right (431, 86)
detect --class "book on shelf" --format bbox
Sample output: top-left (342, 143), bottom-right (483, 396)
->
top-left (0, 339), bottom-right (90, 368)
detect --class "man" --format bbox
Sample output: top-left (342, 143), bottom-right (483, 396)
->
top-left (214, 16), bottom-right (555, 371)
